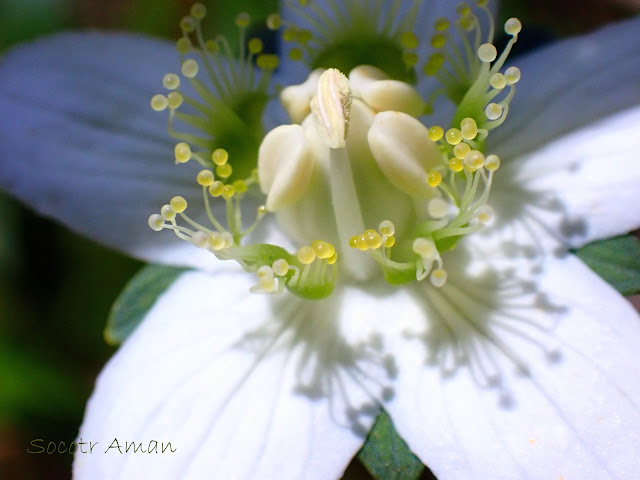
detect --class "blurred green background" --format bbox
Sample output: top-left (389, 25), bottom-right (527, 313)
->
top-left (0, 0), bottom-right (638, 479)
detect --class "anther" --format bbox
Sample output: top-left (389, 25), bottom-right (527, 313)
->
top-left (476, 205), bottom-right (494, 224)
top-left (485, 103), bottom-right (503, 120)
top-left (181, 59), bottom-right (199, 78)
top-left (235, 12), bottom-right (250, 28)
top-left (272, 259), bottom-right (289, 276)
top-left (504, 18), bottom-right (522, 36)
top-left (160, 204), bottom-right (176, 221)
top-left (174, 142), bottom-right (192, 163)
top-left (266, 13), bottom-right (281, 30)
top-left (297, 246), bottom-right (316, 265)
top-left (312, 240), bottom-right (334, 259)
top-left (148, 214), bottom-right (164, 231)
top-left (485, 154), bottom-right (501, 171)
top-left (151, 94), bottom-right (168, 111)
top-left (212, 148), bottom-right (229, 166)
top-left (191, 231), bottom-right (209, 248)
top-left (427, 170), bottom-right (442, 187)
top-left (505, 66), bottom-right (521, 84)
top-left (163, 73), bottom-right (180, 90)
top-left (490, 73), bottom-right (507, 90)
top-left (430, 269), bottom-right (448, 287)
top-left (167, 91), bottom-right (183, 109)
top-left (197, 170), bottom-right (215, 186)
top-left (428, 198), bottom-right (449, 219)
top-left (378, 220), bottom-right (395, 237)
top-left (216, 163), bottom-right (232, 178)
top-left (445, 128), bottom-right (462, 145)
top-left (190, 3), bottom-right (207, 20)
top-left (464, 150), bottom-right (485, 169)
top-left (428, 126), bottom-right (444, 142)
top-left (170, 196), bottom-right (188, 213)
top-left (477, 43), bottom-right (497, 63)
top-left (454, 142), bottom-right (471, 159)
top-left (209, 181), bottom-right (224, 197)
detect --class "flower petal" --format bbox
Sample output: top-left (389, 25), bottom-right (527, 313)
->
top-left (490, 105), bottom-right (640, 251)
top-left (386, 253), bottom-right (640, 480)
top-left (75, 270), bottom-right (395, 480)
top-left (0, 32), bottom-right (220, 268)
top-left (491, 15), bottom-right (640, 159)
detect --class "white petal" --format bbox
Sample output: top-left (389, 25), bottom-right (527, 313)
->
top-left (75, 270), bottom-right (396, 480)
top-left (491, 106), bottom-right (640, 251)
top-left (386, 253), bottom-right (640, 480)
top-left (0, 32), bottom-right (220, 268)
top-left (491, 15), bottom-right (640, 159)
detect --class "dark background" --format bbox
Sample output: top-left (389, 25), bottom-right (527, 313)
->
top-left (0, 0), bottom-right (638, 478)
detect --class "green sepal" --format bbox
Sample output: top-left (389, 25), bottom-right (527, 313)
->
top-left (358, 410), bottom-right (426, 480)
top-left (573, 235), bottom-right (640, 296)
top-left (105, 264), bottom-right (190, 346)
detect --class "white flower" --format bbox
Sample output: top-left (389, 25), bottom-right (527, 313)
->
top-left (1, 1), bottom-right (640, 479)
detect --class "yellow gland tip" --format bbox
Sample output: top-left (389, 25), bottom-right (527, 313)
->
top-left (400, 31), bottom-right (419, 49)
top-left (248, 38), bottom-right (264, 54)
top-left (327, 251), bottom-right (338, 265)
top-left (162, 73), bottom-right (180, 90)
top-left (216, 163), bottom-right (233, 179)
top-left (222, 185), bottom-right (235, 199)
top-left (148, 214), bottom-right (164, 231)
top-left (266, 13), bottom-right (281, 30)
top-left (167, 91), bottom-right (183, 109)
top-left (464, 150), bottom-right (485, 170)
top-left (176, 37), bottom-right (191, 54)
top-left (460, 117), bottom-right (478, 140)
top-left (434, 17), bottom-right (450, 31)
top-left (312, 240), bottom-right (334, 259)
top-left (449, 157), bottom-right (464, 172)
top-left (272, 259), bottom-right (289, 276)
top-left (364, 229), bottom-right (383, 249)
top-left (212, 148), bottom-right (229, 166)
top-left (430, 33), bottom-right (446, 49)
top-left (232, 180), bottom-right (247, 193)
top-left (430, 269), bottom-right (448, 287)
top-left (349, 236), bottom-right (359, 249)
top-left (384, 236), bottom-right (396, 248)
top-left (181, 59), bottom-right (199, 78)
top-left (256, 54), bottom-right (280, 70)
top-left (297, 246), bottom-right (316, 264)
top-left (170, 196), bottom-right (187, 213)
top-left (476, 204), bottom-right (494, 224)
top-left (413, 237), bottom-right (437, 258)
top-left (197, 170), bottom-right (214, 186)
top-left (477, 43), bottom-right (497, 63)
top-left (160, 204), bottom-right (176, 220)
top-left (427, 170), bottom-right (442, 187)
top-left (174, 142), bottom-right (192, 163)
top-left (428, 125), bottom-right (444, 142)
top-left (378, 220), bottom-right (395, 237)
top-left (151, 94), bottom-right (168, 111)
top-left (180, 16), bottom-right (196, 33)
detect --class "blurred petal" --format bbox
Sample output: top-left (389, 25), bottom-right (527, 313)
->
top-left (75, 270), bottom-right (396, 480)
top-left (386, 253), bottom-right (640, 480)
top-left (491, 15), bottom-right (640, 159)
top-left (490, 106), bottom-right (640, 251)
top-left (0, 32), bottom-right (219, 268)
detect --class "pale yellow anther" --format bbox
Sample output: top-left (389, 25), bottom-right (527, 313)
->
top-left (209, 181), bottom-right (224, 197)
top-left (505, 66), bottom-right (521, 85)
top-left (160, 204), bottom-right (176, 221)
top-left (327, 252), bottom-right (338, 265)
top-left (310, 68), bottom-right (352, 148)
top-left (297, 246), bottom-right (316, 265)
top-left (216, 163), bottom-right (232, 179)
top-left (364, 229), bottom-right (383, 249)
top-left (190, 3), bottom-right (207, 20)
top-left (257, 265), bottom-right (274, 280)
top-left (460, 118), bottom-right (478, 140)
top-left (176, 37), bottom-right (191, 54)
top-left (174, 142), bottom-right (192, 163)
top-left (490, 73), bottom-right (507, 90)
top-left (181, 59), bottom-right (199, 78)
top-left (258, 124), bottom-right (314, 211)
top-left (170, 196), bottom-right (188, 213)
top-left (349, 236), bottom-right (359, 249)
top-left (505, 17), bottom-right (522, 35)
top-left (212, 148), bottom-right (228, 166)
top-left (272, 259), bottom-right (289, 276)
top-left (430, 269), bottom-right (448, 287)
top-left (151, 94), bottom-right (168, 111)
top-left (428, 126), bottom-right (444, 142)
top-left (378, 220), bottom-right (395, 237)
top-left (148, 214), bottom-right (164, 231)
top-left (248, 38), bottom-right (263, 54)
top-left (222, 185), bottom-right (235, 199)
top-left (476, 205), bottom-right (494, 224)
top-left (368, 111), bottom-right (442, 198)
top-left (401, 31), bottom-right (419, 49)
top-left (434, 18), bottom-right (450, 31)
top-left (197, 170), bottom-right (214, 186)
top-left (162, 73), bottom-right (180, 90)
top-left (209, 232), bottom-right (225, 250)
top-left (180, 16), bottom-right (196, 33)
top-left (428, 198), bottom-right (449, 219)
top-left (280, 69), bottom-right (323, 123)
top-left (478, 43), bottom-right (497, 63)
top-left (167, 91), bottom-right (183, 109)
top-left (464, 150), bottom-right (485, 169)
top-left (384, 236), bottom-right (396, 248)
top-left (485, 154), bottom-right (501, 171)
top-left (266, 13), bottom-right (281, 30)
top-left (191, 231), bottom-right (209, 248)
top-left (430, 34), bottom-right (446, 49)
top-left (256, 54), bottom-right (280, 71)
top-left (445, 128), bottom-right (462, 145)
top-left (454, 142), bottom-right (471, 159)
top-left (357, 235), bottom-right (369, 251)
top-left (485, 103), bottom-right (503, 120)
top-left (413, 237), bottom-right (437, 259)
top-left (232, 180), bottom-right (247, 194)
top-left (235, 12), bottom-right (250, 28)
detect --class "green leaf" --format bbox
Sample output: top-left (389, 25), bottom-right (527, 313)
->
top-left (574, 235), bottom-right (640, 296)
top-left (358, 410), bottom-right (425, 480)
top-left (105, 264), bottom-right (190, 345)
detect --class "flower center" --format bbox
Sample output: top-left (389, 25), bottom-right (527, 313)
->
top-left (148, 1), bottom-right (522, 301)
